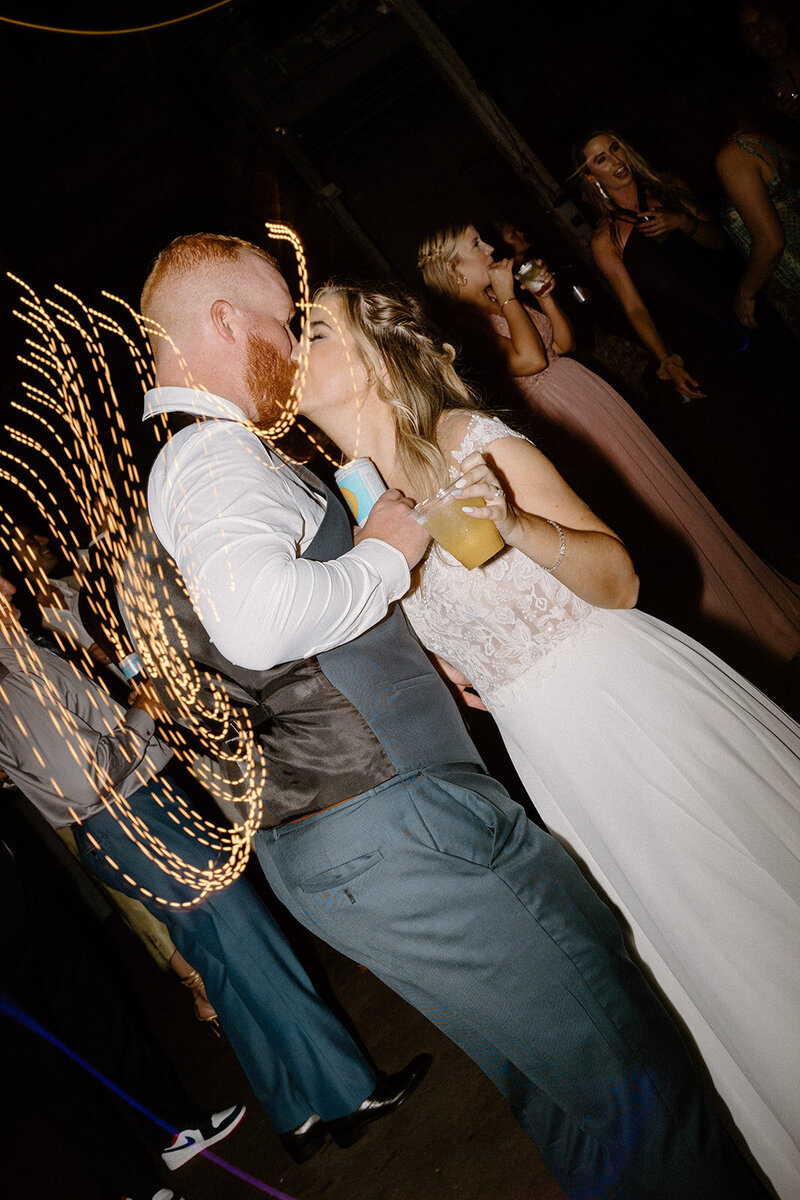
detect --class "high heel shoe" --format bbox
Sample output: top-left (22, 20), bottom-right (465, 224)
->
top-left (180, 968), bottom-right (220, 1036)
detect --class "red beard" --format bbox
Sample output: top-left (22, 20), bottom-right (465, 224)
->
top-left (244, 333), bottom-right (297, 432)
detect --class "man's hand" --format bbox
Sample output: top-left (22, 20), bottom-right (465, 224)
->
top-left (87, 641), bottom-right (112, 667)
top-left (129, 680), bottom-right (169, 723)
top-left (359, 489), bottom-right (431, 569)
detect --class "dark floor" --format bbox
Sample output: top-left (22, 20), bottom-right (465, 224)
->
top-left (5, 903), bottom-right (566, 1200)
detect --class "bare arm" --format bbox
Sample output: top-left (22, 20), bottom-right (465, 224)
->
top-left (716, 141), bottom-right (786, 328)
top-left (637, 206), bottom-right (725, 250)
top-left (592, 226), bottom-right (706, 399)
top-left (456, 441), bottom-right (640, 610)
top-left (527, 264), bottom-right (575, 355)
top-left (637, 177), bottom-right (725, 250)
top-left (486, 258), bottom-right (548, 374)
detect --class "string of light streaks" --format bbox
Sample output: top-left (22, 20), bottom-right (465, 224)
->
top-left (6, 275), bottom-right (131, 569)
top-left (1, 224), bottom-right (370, 907)
top-left (264, 222), bottom-right (305, 443)
top-left (0, 609), bottom-right (254, 908)
top-left (1, 279), bottom-right (274, 906)
top-left (272, 225), bottom-right (369, 469)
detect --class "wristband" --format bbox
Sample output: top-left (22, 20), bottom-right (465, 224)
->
top-left (657, 353), bottom-right (685, 381)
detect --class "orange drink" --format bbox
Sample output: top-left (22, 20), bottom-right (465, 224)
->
top-left (412, 478), bottom-right (504, 570)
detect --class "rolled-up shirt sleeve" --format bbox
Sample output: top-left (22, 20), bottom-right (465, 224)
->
top-left (152, 422), bottom-right (410, 671)
top-left (60, 695), bottom-right (162, 800)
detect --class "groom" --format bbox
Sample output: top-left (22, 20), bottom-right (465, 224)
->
top-left (134, 233), bottom-right (766, 1199)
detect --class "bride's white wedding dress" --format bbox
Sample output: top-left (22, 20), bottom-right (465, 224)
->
top-left (402, 412), bottom-right (800, 1199)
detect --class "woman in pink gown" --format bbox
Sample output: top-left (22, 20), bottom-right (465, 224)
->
top-left (418, 221), bottom-right (800, 705)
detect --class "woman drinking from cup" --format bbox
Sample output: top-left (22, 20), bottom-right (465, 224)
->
top-left (417, 220), bottom-right (800, 710)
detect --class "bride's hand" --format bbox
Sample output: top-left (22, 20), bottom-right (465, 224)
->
top-left (455, 451), bottom-right (518, 542)
top-left (432, 653), bottom-right (488, 711)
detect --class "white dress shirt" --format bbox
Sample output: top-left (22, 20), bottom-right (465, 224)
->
top-left (143, 387), bottom-right (410, 671)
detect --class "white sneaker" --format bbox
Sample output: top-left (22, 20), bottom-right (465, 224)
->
top-left (122, 1190), bottom-right (185, 1200)
top-left (162, 1104), bottom-right (246, 1171)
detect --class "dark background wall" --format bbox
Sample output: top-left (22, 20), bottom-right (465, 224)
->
top-left (0, 0), bottom-right (781, 530)
top-left (0, 0), bottom-right (767, 288)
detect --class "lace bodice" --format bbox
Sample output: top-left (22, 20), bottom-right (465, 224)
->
top-left (401, 413), bottom-right (595, 701)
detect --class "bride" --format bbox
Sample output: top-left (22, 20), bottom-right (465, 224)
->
top-left (292, 279), bottom-right (800, 1200)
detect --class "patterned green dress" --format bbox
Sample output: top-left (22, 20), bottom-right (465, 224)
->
top-left (724, 134), bottom-right (800, 338)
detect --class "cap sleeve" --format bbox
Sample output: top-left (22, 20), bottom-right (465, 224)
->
top-left (451, 412), bottom-right (530, 467)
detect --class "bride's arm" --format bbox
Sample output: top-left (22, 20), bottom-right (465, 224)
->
top-left (457, 443), bottom-right (639, 609)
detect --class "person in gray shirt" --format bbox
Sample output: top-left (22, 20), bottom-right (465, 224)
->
top-left (0, 568), bottom-right (429, 1164)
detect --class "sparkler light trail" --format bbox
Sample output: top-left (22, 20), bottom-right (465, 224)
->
top-left (0, 2), bottom-right (234, 38)
top-left (1, 228), bottom-right (283, 901)
top-left (1, 222), bottom-right (368, 906)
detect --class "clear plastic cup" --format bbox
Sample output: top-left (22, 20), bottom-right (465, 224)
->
top-left (513, 259), bottom-right (548, 295)
top-left (411, 476), bottom-right (504, 570)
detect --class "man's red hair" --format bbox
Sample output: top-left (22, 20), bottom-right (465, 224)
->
top-left (140, 233), bottom-right (278, 314)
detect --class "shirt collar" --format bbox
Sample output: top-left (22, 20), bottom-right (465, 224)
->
top-left (143, 386), bottom-right (247, 424)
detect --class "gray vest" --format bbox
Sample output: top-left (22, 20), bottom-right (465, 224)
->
top-left (135, 428), bottom-right (481, 827)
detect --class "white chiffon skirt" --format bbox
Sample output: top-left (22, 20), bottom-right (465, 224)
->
top-left (490, 608), bottom-right (800, 1199)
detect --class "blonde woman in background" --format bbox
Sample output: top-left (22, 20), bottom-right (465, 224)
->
top-left (418, 220), bottom-right (800, 709)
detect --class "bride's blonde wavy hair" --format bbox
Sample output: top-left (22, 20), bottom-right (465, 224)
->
top-left (312, 280), bottom-right (483, 498)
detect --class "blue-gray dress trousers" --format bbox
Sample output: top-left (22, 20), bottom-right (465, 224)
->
top-left (256, 765), bottom-right (766, 1199)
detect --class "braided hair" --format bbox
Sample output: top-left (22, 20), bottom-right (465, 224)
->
top-left (417, 224), bottom-right (471, 298)
top-left (312, 281), bottom-right (484, 498)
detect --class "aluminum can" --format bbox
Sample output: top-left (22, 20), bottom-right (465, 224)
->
top-left (334, 458), bottom-right (387, 527)
top-left (118, 652), bottom-right (144, 679)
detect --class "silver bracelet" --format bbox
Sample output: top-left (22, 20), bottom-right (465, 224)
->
top-left (543, 519), bottom-right (566, 572)
top-left (500, 297), bottom-right (520, 312)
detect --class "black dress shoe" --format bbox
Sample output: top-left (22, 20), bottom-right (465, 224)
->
top-left (279, 1112), bottom-right (327, 1163)
top-left (326, 1053), bottom-right (432, 1148)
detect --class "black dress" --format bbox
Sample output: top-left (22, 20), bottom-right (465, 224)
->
top-left (617, 207), bottom-right (800, 577)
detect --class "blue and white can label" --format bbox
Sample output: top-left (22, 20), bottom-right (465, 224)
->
top-left (118, 652), bottom-right (144, 679)
top-left (334, 458), bottom-right (387, 527)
